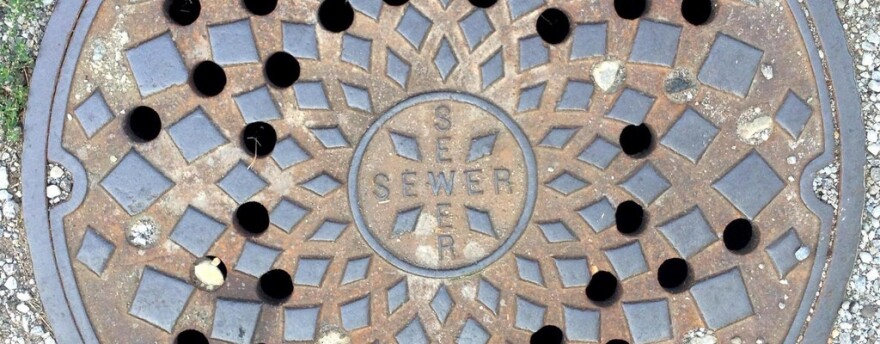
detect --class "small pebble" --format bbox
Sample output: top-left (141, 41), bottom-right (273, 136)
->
top-left (46, 185), bottom-right (61, 199)
top-left (795, 246), bottom-right (810, 261)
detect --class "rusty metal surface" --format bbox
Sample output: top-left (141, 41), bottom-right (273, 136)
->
top-left (23, 0), bottom-right (865, 342)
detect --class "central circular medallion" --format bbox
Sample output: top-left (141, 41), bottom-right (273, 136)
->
top-left (350, 92), bottom-right (537, 278)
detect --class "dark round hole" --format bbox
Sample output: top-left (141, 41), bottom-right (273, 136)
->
top-left (615, 200), bottom-right (644, 235)
top-left (586, 271), bottom-right (618, 303)
top-left (259, 269), bottom-right (294, 301)
top-left (128, 106), bottom-right (162, 142)
top-left (607, 340), bottom-right (630, 344)
top-left (614, 0), bottom-right (647, 20)
top-left (530, 325), bottom-right (564, 344)
top-left (724, 218), bottom-right (754, 251)
top-left (383, 0), bottom-right (409, 5)
top-left (619, 123), bottom-right (653, 156)
top-left (244, 0), bottom-right (277, 15)
top-left (175, 329), bottom-right (209, 344)
top-left (205, 255), bottom-right (228, 278)
top-left (166, 0), bottom-right (201, 26)
top-left (468, 0), bottom-right (497, 8)
top-left (318, 0), bottom-right (355, 33)
top-left (536, 8), bottom-right (571, 45)
top-left (682, 0), bottom-right (713, 25)
top-left (657, 258), bottom-right (690, 290)
top-left (236, 202), bottom-right (270, 235)
top-left (242, 122), bottom-right (278, 157)
top-left (265, 52), bottom-right (300, 88)
top-left (192, 61), bottom-right (227, 97)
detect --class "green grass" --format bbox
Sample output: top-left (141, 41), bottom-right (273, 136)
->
top-left (0, 0), bottom-right (44, 142)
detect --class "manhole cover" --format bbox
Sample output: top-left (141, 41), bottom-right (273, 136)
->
top-left (22, 0), bottom-right (865, 343)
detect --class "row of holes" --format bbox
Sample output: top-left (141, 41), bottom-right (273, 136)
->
top-left (177, 326), bottom-right (631, 344)
top-left (616, 199), bottom-right (759, 252)
top-left (530, 326), bottom-right (633, 344)
top-left (124, 49), bottom-right (294, 142)
top-left (168, 0), bottom-right (714, 41)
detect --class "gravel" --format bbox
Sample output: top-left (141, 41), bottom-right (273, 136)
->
top-left (0, 0), bottom-right (878, 343)
top-left (829, 0), bottom-right (880, 341)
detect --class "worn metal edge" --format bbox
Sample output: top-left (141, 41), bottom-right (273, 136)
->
top-left (796, 0), bottom-right (866, 342)
top-left (23, 0), bottom-right (100, 342)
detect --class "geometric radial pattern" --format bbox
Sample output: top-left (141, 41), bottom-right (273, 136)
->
top-left (32, 0), bottom-right (858, 343)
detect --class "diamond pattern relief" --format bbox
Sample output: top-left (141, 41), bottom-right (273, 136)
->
top-left (546, 171), bottom-right (589, 195)
top-left (101, 151), bottom-right (174, 214)
top-left (539, 127), bottom-right (580, 149)
top-left (467, 133), bottom-right (497, 162)
top-left (397, 6), bottom-right (432, 49)
top-left (621, 163), bottom-right (670, 204)
top-left (300, 173), bottom-right (342, 197)
top-left (389, 132), bottom-right (421, 161)
top-left (431, 285), bottom-right (455, 323)
top-left (435, 38), bottom-right (458, 80)
top-left (460, 9), bottom-right (494, 50)
top-left (713, 151), bottom-right (784, 219)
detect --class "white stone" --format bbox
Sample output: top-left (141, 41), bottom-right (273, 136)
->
top-left (16, 303), bottom-right (29, 314)
top-left (861, 252), bottom-right (874, 263)
top-left (48, 166), bottom-right (64, 179)
top-left (868, 143), bottom-right (880, 155)
top-left (591, 60), bottom-right (624, 93)
top-left (869, 32), bottom-right (880, 45)
top-left (2, 200), bottom-right (18, 219)
top-left (864, 53), bottom-right (876, 67)
top-left (867, 269), bottom-right (879, 281)
top-left (795, 246), bottom-right (810, 261)
top-left (0, 166), bottom-right (8, 189)
top-left (869, 80), bottom-right (880, 93)
top-left (868, 131), bottom-right (878, 142)
top-left (4, 276), bottom-right (17, 290)
top-left (16, 292), bottom-right (31, 302)
top-left (0, 190), bottom-right (11, 202)
top-left (761, 64), bottom-right (775, 80)
top-left (46, 185), bottom-right (61, 199)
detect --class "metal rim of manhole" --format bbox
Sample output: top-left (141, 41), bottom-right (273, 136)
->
top-left (21, 0), bottom-right (865, 343)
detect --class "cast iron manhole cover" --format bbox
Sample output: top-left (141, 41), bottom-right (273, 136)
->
top-left (22, 0), bottom-right (866, 343)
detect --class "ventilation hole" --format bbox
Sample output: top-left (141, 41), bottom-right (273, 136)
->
top-left (607, 340), bottom-right (630, 344)
top-left (619, 123), bottom-right (653, 156)
top-left (530, 325), bottom-right (564, 344)
top-left (242, 122), bottom-right (278, 157)
top-left (586, 271), bottom-right (618, 304)
top-left (615, 200), bottom-right (644, 235)
top-left (535, 8), bottom-right (571, 45)
top-left (259, 269), bottom-right (294, 301)
top-left (175, 329), bottom-right (209, 344)
top-left (318, 0), bottom-right (355, 33)
top-left (236, 202), bottom-right (270, 235)
top-left (244, 0), bottom-right (277, 15)
top-left (468, 0), bottom-right (497, 8)
top-left (166, 0), bottom-right (201, 26)
top-left (614, 0), bottom-right (647, 20)
top-left (265, 52), bottom-right (300, 88)
top-left (383, 0), bottom-right (409, 5)
top-left (724, 218), bottom-right (755, 252)
top-left (192, 256), bottom-right (227, 291)
top-left (657, 258), bottom-right (690, 290)
top-left (192, 61), bottom-right (227, 97)
top-left (128, 106), bottom-right (162, 142)
top-left (682, 0), bottom-right (713, 25)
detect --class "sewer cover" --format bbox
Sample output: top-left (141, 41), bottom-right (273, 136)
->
top-left (22, 0), bottom-right (865, 343)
